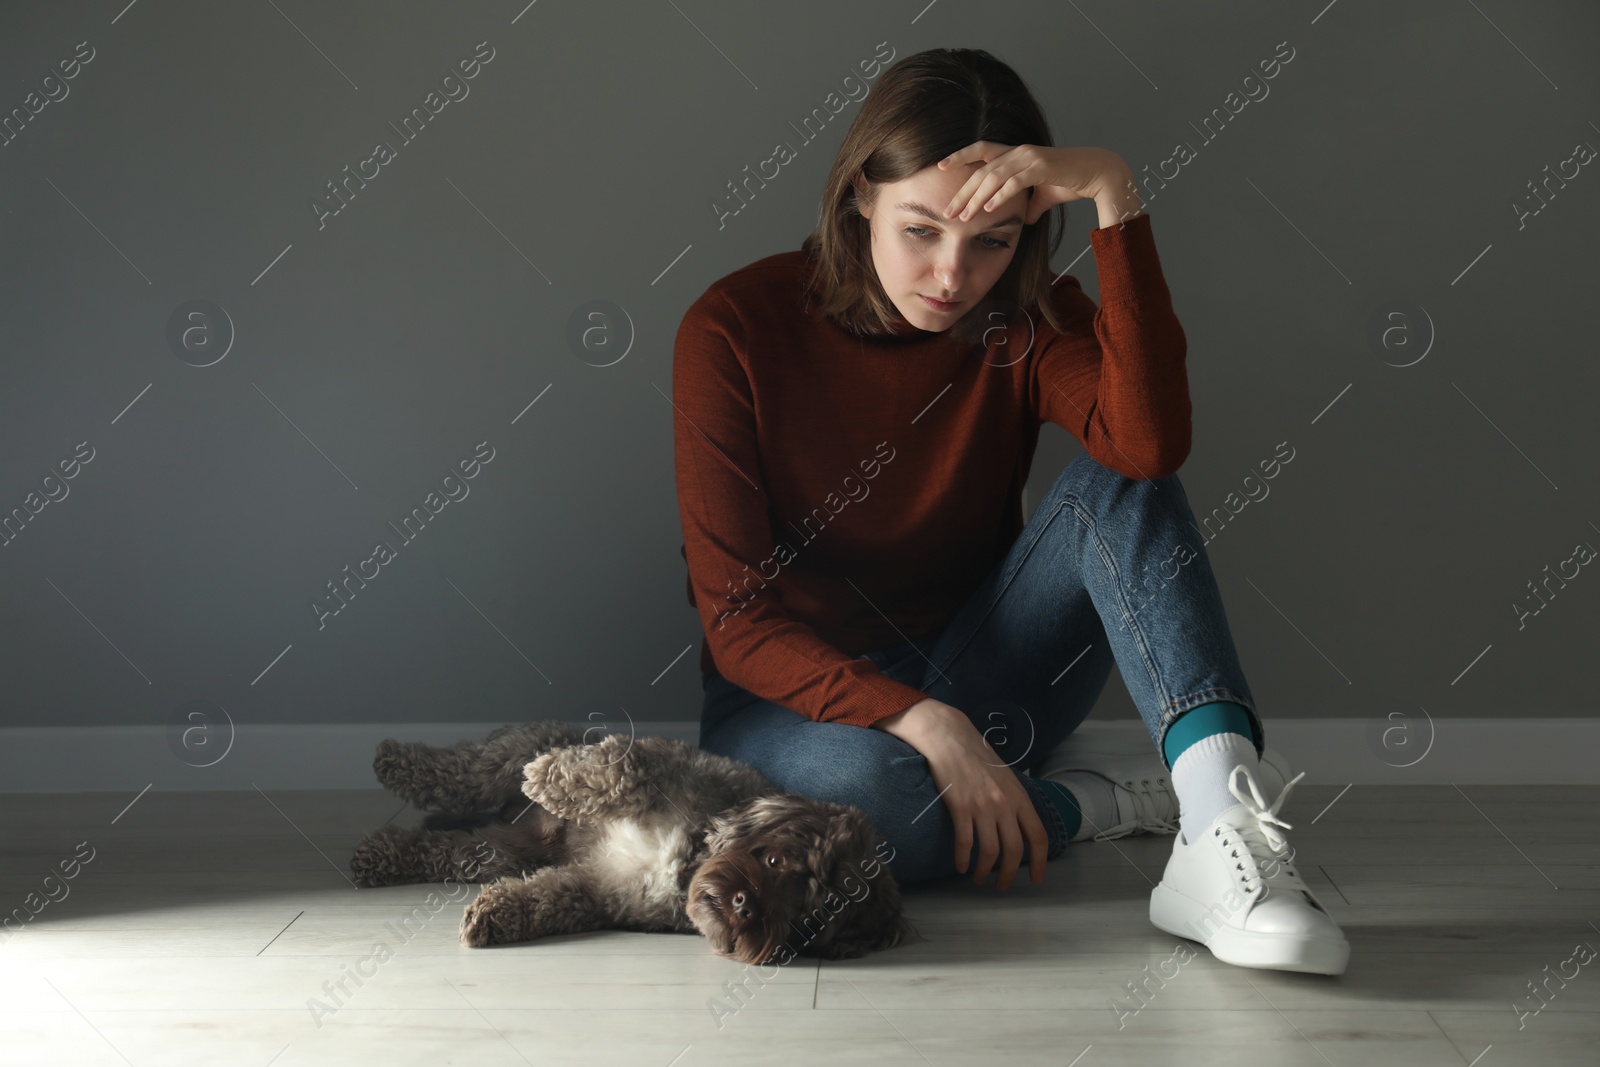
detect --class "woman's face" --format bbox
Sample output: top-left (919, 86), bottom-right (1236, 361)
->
top-left (857, 162), bottom-right (1028, 331)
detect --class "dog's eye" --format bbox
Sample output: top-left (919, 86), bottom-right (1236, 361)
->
top-left (765, 852), bottom-right (781, 867)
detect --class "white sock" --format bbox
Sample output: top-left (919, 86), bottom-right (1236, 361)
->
top-left (1054, 770), bottom-right (1118, 842)
top-left (1171, 731), bottom-right (1259, 842)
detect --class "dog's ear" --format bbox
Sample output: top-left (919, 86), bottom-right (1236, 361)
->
top-left (802, 807), bottom-right (920, 959)
top-left (807, 869), bottom-right (920, 959)
top-left (702, 794), bottom-right (795, 853)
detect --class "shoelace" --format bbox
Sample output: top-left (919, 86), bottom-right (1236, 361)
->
top-left (1094, 773), bottom-right (1181, 841)
top-left (1214, 764), bottom-right (1311, 901)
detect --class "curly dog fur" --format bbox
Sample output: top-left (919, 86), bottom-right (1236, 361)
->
top-left (351, 723), bottom-right (919, 965)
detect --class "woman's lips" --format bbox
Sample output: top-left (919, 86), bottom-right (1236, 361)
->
top-left (920, 295), bottom-right (960, 311)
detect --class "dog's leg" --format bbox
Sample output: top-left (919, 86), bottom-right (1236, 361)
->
top-left (521, 733), bottom-right (657, 821)
top-left (459, 866), bottom-right (608, 947)
top-left (374, 722), bottom-right (591, 811)
top-left (523, 734), bottom-right (774, 821)
top-left (350, 826), bottom-right (547, 887)
top-left (372, 740), bottom-right (481, 811)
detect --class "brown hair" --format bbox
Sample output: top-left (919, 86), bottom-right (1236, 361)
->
top-left (801, 48), bottom-right (1069, 349)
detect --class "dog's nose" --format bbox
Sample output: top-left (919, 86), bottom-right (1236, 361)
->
top-left (730, 890), bottom-right (755, 920)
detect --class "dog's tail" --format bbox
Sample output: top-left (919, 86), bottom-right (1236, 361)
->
top-left (421, 810), bottom-right (497, 831)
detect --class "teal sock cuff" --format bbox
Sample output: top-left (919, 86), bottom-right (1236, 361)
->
top-left (1032, 777), bottom-right (1082, 840)
top-left (1163, 701), bottom-right (1255, 768)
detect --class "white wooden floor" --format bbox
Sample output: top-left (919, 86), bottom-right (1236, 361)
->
top-left (1, 783), bottom-right (1596, 1066)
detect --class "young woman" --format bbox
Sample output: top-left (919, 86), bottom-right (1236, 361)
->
top-left (672, 48), bottom-right (1348, 976)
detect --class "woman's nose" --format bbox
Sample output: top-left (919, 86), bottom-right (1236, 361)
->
top-left (931, 255), bottom-right (967, 292)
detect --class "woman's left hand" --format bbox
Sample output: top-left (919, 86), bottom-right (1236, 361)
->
top-left (937, 143), bottom-right (1131, 225)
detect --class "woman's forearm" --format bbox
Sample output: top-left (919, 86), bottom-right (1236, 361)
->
top-left (1092, 166), bottom-right (1144, 229)
top-left (872, 696), bottom-right (941, 743)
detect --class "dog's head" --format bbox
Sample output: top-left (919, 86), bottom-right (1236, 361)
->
top-left (685, 793), bottom-right (918, 966)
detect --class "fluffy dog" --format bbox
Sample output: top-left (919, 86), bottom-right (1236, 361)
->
top-left (350, 723), bottom-right (918, 965)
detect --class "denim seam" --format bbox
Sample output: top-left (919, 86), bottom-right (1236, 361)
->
top-left (1065, 494), bottom-right (1176, 728)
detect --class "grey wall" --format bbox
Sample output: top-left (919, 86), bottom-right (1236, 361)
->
top-left (1, 1), bottom-right (1594, 744)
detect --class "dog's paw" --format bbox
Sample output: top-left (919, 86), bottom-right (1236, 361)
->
top-left (349, 832), bottom-right (400, 888)
top-left (521, 751), bottom-right (580, 818)
top-left (373, 739), bottom-right (429, 797)
top-left (521, 733), bottom-right (639, 819)
top-left (460, 881), bottom-right (529, 947)
top-left (349, 851), bottom-right (379, 888)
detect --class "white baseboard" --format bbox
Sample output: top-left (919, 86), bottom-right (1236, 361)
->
top-left (0, 718), bottom-right (1594, 793)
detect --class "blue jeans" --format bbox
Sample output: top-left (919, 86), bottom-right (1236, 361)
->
top-left (697, 451), bottom-right (1265, 888)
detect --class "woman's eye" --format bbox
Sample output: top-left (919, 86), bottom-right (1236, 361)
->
top-left (902, 225), bottom-right (1009, 249)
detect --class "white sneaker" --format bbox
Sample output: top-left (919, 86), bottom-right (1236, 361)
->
top-left (1149, 764), bottom-right (1350, 975)
top-left (1034, 734), bottom-right (1295, 842)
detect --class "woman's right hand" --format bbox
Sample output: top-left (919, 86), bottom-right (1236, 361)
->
top-left (874, 697), bottom-right (1050, 890)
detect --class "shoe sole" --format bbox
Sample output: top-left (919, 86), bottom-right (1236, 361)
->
top-left (1149, 884), bottom-right (1350, 976)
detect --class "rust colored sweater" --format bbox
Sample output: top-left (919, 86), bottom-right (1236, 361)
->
top-left (672, 212), bottom-right (1189, 730)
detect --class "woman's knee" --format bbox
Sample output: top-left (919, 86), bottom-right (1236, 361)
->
top-left (1044, 451), bottom-right (1181, 515)
top-left (763, 725), bottom-right (917, 806)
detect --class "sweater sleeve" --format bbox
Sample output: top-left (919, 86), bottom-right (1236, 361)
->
top-left (1028, 212), bottom-right (1192, 479)
top-left (672, 289), bottom-right (932, 730)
